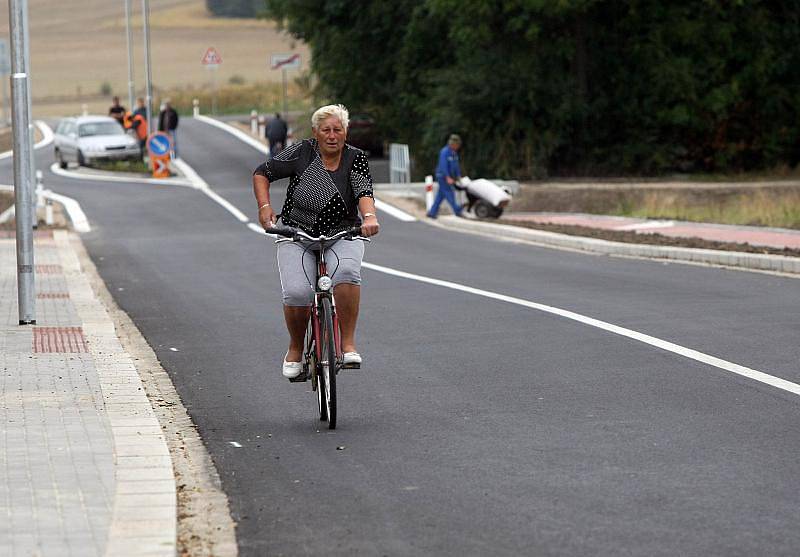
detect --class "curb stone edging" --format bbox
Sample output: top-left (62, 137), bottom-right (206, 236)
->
top-left (66, 231), bottom-right (239, 556)
top-left (436, 216), bottom-right (800, 275)
top-left (54, 230), bottom-right (177, 555)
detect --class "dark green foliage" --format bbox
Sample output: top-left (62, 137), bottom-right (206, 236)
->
top-left (264, 0), bottom-right (800, 178)
top-left (206, 0), bottom-right (262, 18)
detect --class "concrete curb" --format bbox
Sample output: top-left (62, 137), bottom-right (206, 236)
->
top-left (436, 216), bottom-right (800, 275)
top-left (54, 230), bottom-right (177, 556)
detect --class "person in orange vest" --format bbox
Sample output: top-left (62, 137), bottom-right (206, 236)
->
top-left (123, 103), bottom-right (148, 160)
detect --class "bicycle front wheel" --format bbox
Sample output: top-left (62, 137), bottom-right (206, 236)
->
top-left (320, 296), bottom-right (337, 429)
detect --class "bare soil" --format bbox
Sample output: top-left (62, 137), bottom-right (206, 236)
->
top-left (493, 218), bottom-right (800, 258)
top-left (380, 192), bottom-right (800, 258)
top-left (0, 191), bottom-right (69, 230)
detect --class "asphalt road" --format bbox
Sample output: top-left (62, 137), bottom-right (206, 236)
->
top-left (8, 118), bottom-right (800, 556)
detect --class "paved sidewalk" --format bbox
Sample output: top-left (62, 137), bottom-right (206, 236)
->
top-left (498, 212), bottom-right (800, 250)
top-left (1, 230), bottom-right (176, 556)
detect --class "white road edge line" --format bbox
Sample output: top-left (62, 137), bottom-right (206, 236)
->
top-left (194, 114), bottom-right (271, 155)
top-left (192, 114), bottom-right (417, 222)
top-left (359, 261), bottom-right (800, 398)
top-left (241, 215), bottom-right (800, 397)
top-left (171, 157), bottom-right (249, 223)
top-left (49, 162), bottom-right (195, 187)
top-left (374, 199), bottom-right (416, 222)
top-left (0, 184), bottom-right (91, 232)
top-left (0, 119), bottom-right (55, 160)
top-left (44, 190), bottom-right (91, 233)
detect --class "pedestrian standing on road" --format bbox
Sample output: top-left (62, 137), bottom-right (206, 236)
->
top-left (158, 99), bottom-right (180, 158)
top-left (124, 99), bottom-right (148, 160)
top-left (108, 96), bottom-right (126, 125)
top-left (427, 134), bottom-right (464, 218)
top-left (266, 112), bottom-right (288, 157)
top-left (252, 104), bottom-right (380, 379)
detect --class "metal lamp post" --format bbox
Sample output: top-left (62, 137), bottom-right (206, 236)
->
top-left (125, 0), bottom-right (135, 110)
top-left (8, 0), bottom-right (35, 324)
top-left (142, 0), bottom-right (153, 135)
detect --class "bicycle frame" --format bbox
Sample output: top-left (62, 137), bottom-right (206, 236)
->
top-left (309, 248), bottom-right (341, 368)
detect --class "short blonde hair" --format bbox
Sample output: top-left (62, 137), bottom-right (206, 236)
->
top-left (311, 104), bottom-right (349, 130)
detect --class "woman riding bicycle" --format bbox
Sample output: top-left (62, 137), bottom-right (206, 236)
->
top-left (252, 104), bottom-right (380, 379)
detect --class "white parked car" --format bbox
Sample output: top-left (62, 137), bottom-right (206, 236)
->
top-left (54, 115), bottom-right (140, 168)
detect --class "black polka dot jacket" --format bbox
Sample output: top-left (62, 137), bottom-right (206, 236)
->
top-left (253, 138), bottom-right (374, 236)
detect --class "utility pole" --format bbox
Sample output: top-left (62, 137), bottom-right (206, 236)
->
top-left (22, 0), bottom-right (35, 229)
top-left (125, 0), bottom-right (135, 110)
top-left (142, 0), bottom-right (153, 135)
top-left (8, 0), bottom-right (36, 324)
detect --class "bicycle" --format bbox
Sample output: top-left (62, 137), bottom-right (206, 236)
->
top-left (268, 225), bottom-right (370, 430)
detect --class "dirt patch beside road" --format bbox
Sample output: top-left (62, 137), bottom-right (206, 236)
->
top-left (0, 191), bottom-right (69, 230)
top-left (493, 218), bottom-right (800, 258)
top-left (379, 192), bottom-right (800, 258)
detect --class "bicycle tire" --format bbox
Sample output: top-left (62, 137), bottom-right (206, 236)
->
top-left (308, 320), bottom-right (326, 421)
top-left (320, 296), bottom-right (337, 429)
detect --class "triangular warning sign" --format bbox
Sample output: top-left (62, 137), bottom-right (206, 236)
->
top-left (202, 47), bottom-right (222, 65)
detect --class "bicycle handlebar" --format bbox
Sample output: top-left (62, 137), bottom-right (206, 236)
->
top-left (266, 225), bottom-right (367, 243)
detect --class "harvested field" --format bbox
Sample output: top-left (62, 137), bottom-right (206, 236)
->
top-left (0, 0), bottom-right (309, 117)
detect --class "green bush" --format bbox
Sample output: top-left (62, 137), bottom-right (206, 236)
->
top-left (265, 0), bottom-right (800, 179)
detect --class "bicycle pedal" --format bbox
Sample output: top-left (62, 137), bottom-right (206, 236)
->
top-left (341, 362), bottom-right (361, 370)
top-left (288, 371), bottom-right (309, 383)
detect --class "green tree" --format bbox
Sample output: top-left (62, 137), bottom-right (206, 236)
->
top-left (264, 0), bottom-right (800, 178)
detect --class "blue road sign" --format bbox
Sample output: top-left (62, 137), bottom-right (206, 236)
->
top-left (147, 132), bottom-right (171, 156)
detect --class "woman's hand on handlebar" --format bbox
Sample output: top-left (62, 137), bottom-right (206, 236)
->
top-left (361, 214), bottom-right (380, 237)
top-left (258, 205), bottom-right (276, 230)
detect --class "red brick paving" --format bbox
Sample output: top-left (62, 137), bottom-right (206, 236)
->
top-left (32, 327), bottom-right (89, 353)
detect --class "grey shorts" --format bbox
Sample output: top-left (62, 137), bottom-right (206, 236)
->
top-left (277, 239), bottom-right (365, 306)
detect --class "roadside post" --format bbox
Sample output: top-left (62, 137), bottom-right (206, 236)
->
top-left (201, 47), bottom-right (222, 114)
top-left (147, 132), bottom-right (172, 178)
top-left (8, 0), bottom-right (36, 324)
top-left (270, 53), bottom-right (300, 122)
top-left (258, 114), bottom-right (265, 139)
top-left (33, 169), bottom-right (42, 229)
top-left (250, 109), bottom-right (258, 135)
top-left (192, 98), bottom-right (199, 116)
top-left (425, 175), bottom-right (435, 212)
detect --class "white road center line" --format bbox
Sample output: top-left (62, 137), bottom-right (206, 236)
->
top-left (374, 198), bottom-right (416, 221)
top-left (49, 162), bottom-right (194, 187)
top-left (360, 261), bottom-right (800, 398)
top-left (34, 121), bottom-right (793, 399)
top-left (171, 157), bottom-right (249, 223)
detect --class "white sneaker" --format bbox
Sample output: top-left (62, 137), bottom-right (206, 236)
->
top-left (282, 355), bottom-right (303, 379)
top-left (342, 352), bottom-right (362, 368)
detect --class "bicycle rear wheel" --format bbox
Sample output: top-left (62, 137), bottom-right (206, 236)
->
top-left (320, 297), bottom-right (337, 429)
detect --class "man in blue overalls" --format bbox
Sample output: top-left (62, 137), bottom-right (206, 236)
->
top-left (427, 134), bottom-right (464, 219)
